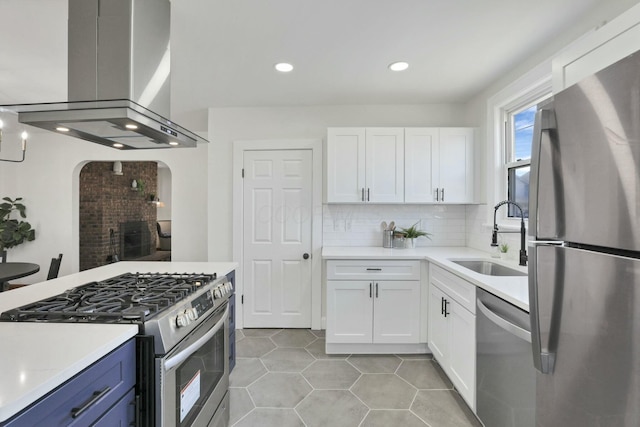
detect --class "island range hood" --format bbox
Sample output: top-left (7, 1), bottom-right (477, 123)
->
top-left (8, 0), bottom-right (207, 150)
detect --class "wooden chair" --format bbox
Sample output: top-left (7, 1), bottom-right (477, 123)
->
top-left (6, 253), bottom-right (63, 290)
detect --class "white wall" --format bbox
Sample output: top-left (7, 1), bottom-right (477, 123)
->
top-left (207, 104), bottom-right (472, 261)
top-left (156, 165), bottom-right (172, 221)
top-left (0, 128), bottom-right (209, 283)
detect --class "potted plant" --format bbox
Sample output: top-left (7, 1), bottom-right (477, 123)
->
top-left (0, 197), bottom-right (36, 257)
top-left (499, 243), bottom-right (509, 260)
top-left (399, 222), bottom-right (431, 249)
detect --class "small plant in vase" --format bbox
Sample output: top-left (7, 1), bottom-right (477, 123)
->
top-left (399, 222), bottom-right (431, 249)
top-left (499, 243), bottom-right (509, 259)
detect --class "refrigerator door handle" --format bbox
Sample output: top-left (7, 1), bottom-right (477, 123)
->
top-left (529, 105), bottom-right (556, 239)
top-left (529, 242), bottom-right (560, 374)
top-left (477, 299), bottom-right (531, 343)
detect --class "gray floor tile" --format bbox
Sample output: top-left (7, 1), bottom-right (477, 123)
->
top-left (362, 409), bottom-right (429, 427)
top-left (248, 373), bottom-right (312, 408)
top-left (261, 348), bottom-right (315, 372)
top-left (296, 390), bottom-right (368, 427)
top-left (232, 408), bottom-right (304, 427)
top-left (351, 374), bottom-right (417, 409)
top-left (310, 329), bottom-right (325, 338)
top-left (271, 329), bottom-right (316, 348)
top-left (348, 354), bottom-right (401, 373)
top-left (305, 338), bottom-right (348, 359)
top-left (230, 330), bottom-right (477, 427)
top-left (397, 359), bottom-right (453, 390)
top-left (302, 360), bottom-right (361, 389)
top-left (230, 358), bottom-right (267, 387)
top-left (229, 387), bottom-right (254, 425)
top-left (242, 328), bottom-right (282, 337)
top-left (411, 390), bottom-right (482, 427)
top-left (236, 337), bottom-right (276, 358)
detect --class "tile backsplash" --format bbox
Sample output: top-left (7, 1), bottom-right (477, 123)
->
top-left (323, 204), bottom-right (467, 247)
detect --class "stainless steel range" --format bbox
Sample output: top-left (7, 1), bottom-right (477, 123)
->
top-left (0, 272), bottom-right (234, 427)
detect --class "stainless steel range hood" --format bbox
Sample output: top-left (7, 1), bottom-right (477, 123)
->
top-left (7, 0), bottom-right (207, 149)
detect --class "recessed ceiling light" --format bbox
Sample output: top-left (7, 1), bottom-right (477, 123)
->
top-left (169, 141), bottom-right (179, 146)
top-left (113, 143), bottom-right (124, 148)
top-left (125, 124), bottom-right (138, 130)
top-left (275, 63), bottom-right (294, 72)
top-left (389, 61), bottom-right (409, 71)
top-left (56, 126), bottom-right (70, 132)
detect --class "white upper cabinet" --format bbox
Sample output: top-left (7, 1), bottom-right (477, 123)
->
top-left (365, 128), bottom-right (405, 203)
top-left (405, 127), bottom-right (474, 203)
top-left (404, 127), bottom-right (437, 203)
top-left (552, 3), bottom-right (640, 92)
top-left (326, 128), bottom-right (366, 203)
top-left (326, 127), bottom-right (404, 203)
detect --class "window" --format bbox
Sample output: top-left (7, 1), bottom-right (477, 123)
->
top-left (504, 95), bottom-right (550, 219)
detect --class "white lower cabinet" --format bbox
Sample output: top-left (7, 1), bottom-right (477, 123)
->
top-left (326, 260), bottom-right (425, 353)
top-left (326, 280), bottom-right (420, 344)
top-left (428, 265), bottom-right (476, 410)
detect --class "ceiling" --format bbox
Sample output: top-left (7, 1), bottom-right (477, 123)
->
top-left (0, 0), bottom-right (618, 127)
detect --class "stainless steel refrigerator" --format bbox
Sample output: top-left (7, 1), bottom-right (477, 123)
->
top-left (529, 52), bottom-right (640, 426)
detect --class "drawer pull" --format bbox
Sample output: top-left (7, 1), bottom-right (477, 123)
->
top-left (366, 268), bottom-right (382, 271)
top-left (71, 386), bottom-right (111, 418)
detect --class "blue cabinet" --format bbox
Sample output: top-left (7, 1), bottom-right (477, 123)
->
top-left (2, 339), bottom-right (136, 427)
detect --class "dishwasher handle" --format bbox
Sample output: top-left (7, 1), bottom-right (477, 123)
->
top-left (477, 298), bottom-right (531, 343)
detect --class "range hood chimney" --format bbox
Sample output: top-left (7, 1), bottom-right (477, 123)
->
top-left (8, 0), bottom-right (207, 150)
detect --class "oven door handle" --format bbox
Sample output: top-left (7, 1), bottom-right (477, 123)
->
top-left (164, 304), bottom-right (229, 371)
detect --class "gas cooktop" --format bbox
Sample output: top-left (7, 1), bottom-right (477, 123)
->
top-left (0, 272), bottom-right (222, 324)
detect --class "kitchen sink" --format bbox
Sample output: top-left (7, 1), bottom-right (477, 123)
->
top-left (451, 260), bottom-right (527, 277)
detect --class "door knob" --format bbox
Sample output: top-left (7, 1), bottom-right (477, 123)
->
top-left (303, 253), bottom-right (310, 260)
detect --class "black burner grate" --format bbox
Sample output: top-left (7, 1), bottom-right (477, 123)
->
top-left (0, 272), bottom-right (217, 323)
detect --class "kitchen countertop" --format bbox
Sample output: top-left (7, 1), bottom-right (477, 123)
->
top-left (322, 247), bottom-right (529, 312)
top-left (0, 261), bottom-right (238, 423)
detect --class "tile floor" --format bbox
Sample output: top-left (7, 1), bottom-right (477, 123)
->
top-left (230, 329), bottom-right (482, 427)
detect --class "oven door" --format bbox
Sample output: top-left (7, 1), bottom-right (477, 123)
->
top-left (157, 302), bottom-right (229, 427)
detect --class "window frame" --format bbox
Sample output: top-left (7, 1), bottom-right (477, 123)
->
top-left (498, 85), bottom-right (552, 224)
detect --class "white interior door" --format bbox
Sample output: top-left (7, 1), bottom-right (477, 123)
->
top-left (242, 149), bottom-right (313, 328)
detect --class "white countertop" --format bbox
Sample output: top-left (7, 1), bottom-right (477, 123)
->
top-left (322, 247), bottom-right (529, 312)
top-left (0, 261), bottom-right (238, 422)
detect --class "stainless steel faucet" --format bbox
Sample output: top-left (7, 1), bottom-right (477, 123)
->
top-left (492, 200), bottom-right (528, 266)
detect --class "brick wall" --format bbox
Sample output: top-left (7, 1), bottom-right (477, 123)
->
top-left (79, 162), bottom-right (158, 271)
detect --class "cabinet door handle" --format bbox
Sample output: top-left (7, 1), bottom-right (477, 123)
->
top-left (361, 188), bottom-right (365, 201)
top-left (370, 283), bottom-right (372, 298)
top-left (435, 188), bottom-right (439, 202)
top-left (441, 297), bottom-right (445, 315)
top-left (375, 283), bottom-right (379, 298)
top-left (367, 188), bottom-right (370, 201)
top-left (71, 386), bottom-right (111, 418)
top-left (441, 188), bottom-right (445, 202)
top-left (444, 299), bottom-right (450, 317)
top-left (366, 268), bottom-right (382, 271)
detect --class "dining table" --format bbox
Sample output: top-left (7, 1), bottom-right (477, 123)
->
top-left (0, 262), bottom-right (40, 292)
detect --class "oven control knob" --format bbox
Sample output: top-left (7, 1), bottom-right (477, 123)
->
top-left (214, 288), bottom-right (222, 299)
top-left (187, 308), bottom-right (198, 321)
top-left (176, 313), bottom-right (190, 328)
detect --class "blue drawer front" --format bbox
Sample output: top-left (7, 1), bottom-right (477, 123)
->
top-left (4, 339), bottom-right (136, 427)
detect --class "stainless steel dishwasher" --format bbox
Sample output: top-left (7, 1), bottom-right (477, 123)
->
top-left (476, 288), bottom-right (535, 427)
